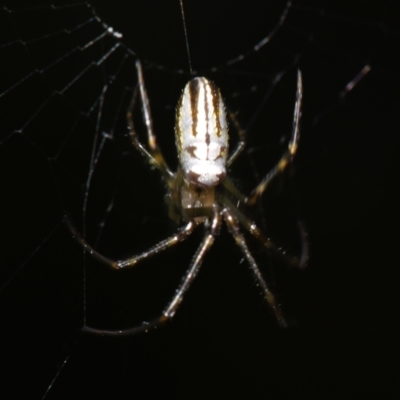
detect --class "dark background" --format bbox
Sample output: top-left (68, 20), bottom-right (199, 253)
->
top-left (0, 0), bottom-right (399, 398)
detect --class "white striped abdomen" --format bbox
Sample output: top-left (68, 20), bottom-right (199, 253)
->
top-left (175, 77), bottom-right (228, 188)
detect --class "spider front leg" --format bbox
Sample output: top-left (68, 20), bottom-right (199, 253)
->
top-left (219, 194), bottom-right (303, 269)
top-left (246, 70), bottom-right (302, 205)
top-left (227, 108), bottom-right (247, 167)
top-left (67, 218), bottom-right (195, 269)
top-left (83, 208), bottom-right (221, 336)
top-left (127, 59), bottom-right (174, 186)
top-left (223, 209), bottom-right (287, 327)
top-left (163, 207), bottom-right (221, 319)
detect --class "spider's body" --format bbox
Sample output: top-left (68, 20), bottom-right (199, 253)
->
top-left (69, 60), bottom-right (304, 335)
top-left (176, 77), bottom-right (228, 189)
top-left (173, 77), bottom-right (228, 224)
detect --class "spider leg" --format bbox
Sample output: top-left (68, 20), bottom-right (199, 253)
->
top-left (223, 209), bottom-right (287, 327)
top-left (222, 176), bottom-right (246, 203)
top-left (67, 218), bottom-right (195, 269)
top-left (127, 59), bottom-right (174, 185)
top-left (246, 70), bottom-right (302, 205)
top-left (163, 208), bottom-right (221, 318)
top-left (83, 209), bottom-right (221, 336)
top-left (297, 219), bottom-right (309, 269)
top-left (219, 195), bottom-right (303, 268)
top-left (227, 108), bottom-right (247, 167)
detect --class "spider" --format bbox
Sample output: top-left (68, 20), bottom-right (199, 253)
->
top-left (68, 59), bottom-right (303, 335)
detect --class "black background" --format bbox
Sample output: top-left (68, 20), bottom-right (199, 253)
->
top-left (0, 0), bottom-right (399, 399)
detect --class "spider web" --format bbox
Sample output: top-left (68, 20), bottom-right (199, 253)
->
top-left (0, 0), bottom-right (399, 399)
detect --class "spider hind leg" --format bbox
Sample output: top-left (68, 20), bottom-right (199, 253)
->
top-left (246, 70), bottom-right (302, 205)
